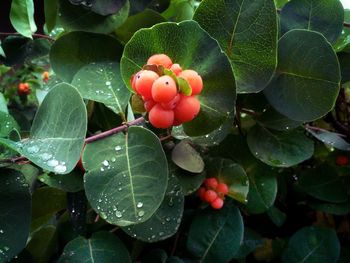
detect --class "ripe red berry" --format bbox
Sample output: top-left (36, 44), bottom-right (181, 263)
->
top-left (161, 94), bottom-right (180, 110)
top-left (204, 177), bottom-right (218, 189)
top-left (42, 71), bottom-right (49, 83)
top-left (144, 100), bottom-right (156, 112)
top-left (216, 183), bottom-right (229, 195)
top-left (198, 187), bottom-right (206, 201)
top-left (336, 155), bottom-right (349, 166)
top-left (147, 54), bottom-right (173, 68)
top-left (148, 104), bottom-right (174, 129)
top-left (135, 70), bottom-right (159, 100)
top-left (151, 75), bottom-right (177, 103)
top-left (211, 197), bottom-right (224, 209)
top-left (204, 190), bottom-right (218, 203)
top-left (170, 63), bottom-right (182, 76)
top-left (18, 83), bottom-right (31, 95)
top-left (130, 74), bottom-right (137, 92)
top-left (174, 95), bottom-right (200, 123)
top-left (179, 70), bottom-right (203, 95)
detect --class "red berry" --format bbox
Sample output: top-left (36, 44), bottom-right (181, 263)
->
top-left (152, 75), bottom-right (177, 103)
top-left (336, 155), bottom-right (349, 166)
top-left (130, 74), bottom-right (137, 92)
top-left (161, 94), bottom-right (180, 110)
top-left (216, 183), bottom-right (229, 195)
top-left (172, 119), bottom-right (182, 126)
top-left (147, 54), bottom-right (173, 68)
top-left (179, 70), bottom-right (203, 95)
top-left (148, 104), bottom-right (174, 129)
top-left (170, 63), bottom-right (182, 76)
top-left (174, 95), bottom-right (200, 123)
top-left (198, 187), bottom-right (206, 201)
top-left (18, 83), bottom-right (31, 95)
top-left (135, 70), bottom-right (159, 100)
top-left (204, 190), bottom-right (217, 203)
top-left (204, 178), bottom-right (218, 189)
top-left (211, 197), bottom-right (224, 209)
top-left (144, 100), bottom-right (156, 112)
top-left (42, 71), bottom-right (49, 83)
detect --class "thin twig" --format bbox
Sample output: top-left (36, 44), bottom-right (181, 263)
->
top-left (0, 32), bottom-right (55, 41)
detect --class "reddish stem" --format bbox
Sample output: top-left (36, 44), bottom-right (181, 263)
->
top-left (0, 32), bottom-right (55, 41)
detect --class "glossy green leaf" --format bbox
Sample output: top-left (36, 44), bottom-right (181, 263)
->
top-left (306, 127), bottom-right (350, 151)
top-left (177, 77), bottom-right (192, 96)
top-left (38, 171), bottom-right (84, 193)
top-left (298, 165), bottom-right (349, 203)
top-left (246, 164), bottom-right (277, 214)
top-left (256, 107), bottom-right (302, 131)
top-left (280, 0), bottom-right (344, 43)
top-left (0, 83), bottom-right (87, 174)
top-left (10, 0), bottom-right (37, 39)
top-left (44, 0), bottom-right (58, 32)
top-left (0, 93), bottom-right (8, 113)
top-left (83, 126), bottom-right (168, 226)
top-left (122, 174), bottom-right (184, 242)
top-left (206, 158), bottom-right (249, 204)
top-left (193, 0), bottom-right (278, 93)
top-left (247, 125), bottom-right (314, 167)
top-left (72, 62), bottom-right (131, 117)
top-left (58, 0), bottom-right (130, 34)
top-left (282, 226), bottom-right (340, 263)
top-left (171, 140), bottom-right (204, 173)
top-left (0, 169), bottom-right (31, 262)
top-left (187, 204), bottom-right (244, 263)
top-left (0, 112), bottom-right (19, 138)
top-left (121, 21), bottom-right (236, 136)
top-left (50, 31), bottom-right (123, 82)
top-left (59, 231), bottom-right (131, 263)
top-left (162, 0), bottom-right (196, 22)
top-left (264, 30), bottom-right (341, 121)
top-left (334, 9), bottom-right (350, 52)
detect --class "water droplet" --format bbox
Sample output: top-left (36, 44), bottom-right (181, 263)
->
top-left (115, 146), bottom-right (122, 151)
top-left (40, 152), bottom-right (52, 161)
top-left (47, 159), bottom-right (59, 167)
top-left (27, 145), bottom-right (40, 154)
top-left (105, 81), bottom-right (111, 85)
top-left (0, 230), bottom-right (3, 234)
top-left (165, 217), bottom-right (171, 222)
top-left (115, 211), bottom-right (122, 218)
top-left (111, 157), bottom-right (116, 162)
top-left (54, 164), bottom-right (67, 174)
top-left (138, 210), bottom-right (145, 217)
top-left (100, 167), bottom-right (105, 172)
top-left (137, 202), bottom-right (143, 208)
top-left (102, 160), bottom-right (109, 166)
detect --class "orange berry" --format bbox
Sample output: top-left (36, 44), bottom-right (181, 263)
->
top-left (170, 63), bottom-right (182, 76)
top-left (174, 95), bottom-right (200, 123)
top-left (144, 100), bottom-right (156, 112)
top-left (42, 71), bottom-right (49, 83)
top-left (336, 155), bottom-right (349, 166)
top-left (151, 75), bottom-right (177, 103)
top-left (179, 70), bottom-right (203, 95)
top-left (161, 94), bottom-right (180, 110)
top-left (147, 54), bottom-right (173, 68)
top-left (211, 197), bottom-right (224, 209)
top-left (204, 178), bottom-right (218, 189)
top-left (149, 104), bottom-right (174, 129)
top-left (135, 70), bottom-right (159, 100)
top-left (217, 183), bottom-right (229, 195)
top-left (203, 190), bottom-right (217, 203)
top-left (18, 83), bottom-right (31, 95)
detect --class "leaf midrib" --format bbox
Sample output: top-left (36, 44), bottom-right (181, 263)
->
top-left (125, 132), bottom-right (137, 218)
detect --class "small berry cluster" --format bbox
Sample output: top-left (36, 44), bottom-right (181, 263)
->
top-left (198, 177), bottom-right (229, 210)
top-left (336, 155), bottom-right (349, 166)
top-left (130, 54), bottom-right (203, 129)
top-left (18, 83), bottom-right (31, 95)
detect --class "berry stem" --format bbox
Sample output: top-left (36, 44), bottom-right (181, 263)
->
top-left (0, 32), bottom-right (55, 41)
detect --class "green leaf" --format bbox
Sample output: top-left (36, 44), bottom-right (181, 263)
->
top-left (72, 62), bottom-right (131, 117)
top-left (10, 0), bottom-right (37, 39)
top-left (91, 0), bottom-right (129, 16)
top-left (162, 0), bottom-right (196, 22)
top-left (267, 206), bottom-right (287, 227)
top-left (58, 0), bottom-right (130, 34)
top-left (280, 0), bottom-right (344, 43)
top-left (121, 21), bottom-right (236, 136)
top-left (308, 200), bottom-right (350, 216)
top-left (334, 10), bottom-right (350, 52)
top-left (50, 31), bottom-right (123, 82)
top-left (298, 165), bottom-right (349, 203)
top-left (206, 158), bottom-right (249, 204)
top-left (122, 174), bottom-right (184, 242)
top-left (193, 0), bottom-right (278, 93)
top-left (256, 107), bottom-right (302, 131)
top-left (246, 164), bottom-right (277, 214)
top-left (177, 77), bottom-right (192, 96)
top-left (0, 83), bottom-right (87, 174)
top-left (338, 52), bottom-right (350, 83)
top-left (59, 231), bottom-right (131, 263)
top-left (282, 226), bottom-right (340, 263)
top-left (0, 93), bottom-right (7, 114)
top-left (38, 171), bottom-right (84, 193)
top-left (44, 0), bottom-right (58, 32)
top-left (171, 140), bottom-right (204, 173)
top-left (247, 125), bottom-right (314, 167)
top-left (264, 29), bottom-right (341, 122)
top-left (0, 112), bottom-right (19, 138)
top-left (31, 187), bottom-right (67, 231)
top-left (0, 169), bottom-right (31, 262)
top-left (233, 228), bottom-right (264, 259)
top-left (83, 126), bottom-right (168, 226)
top-left (187, 204), bottom-right (244, 263)
top-left (306, 127), bottom-right (350, 151)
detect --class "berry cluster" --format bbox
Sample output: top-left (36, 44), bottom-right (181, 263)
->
top-left (18, 83), bottom-right (31, 95)
top-left (130, 54), bottom-right (203, 129)
top-left (198, 177), bottom-right (229, 210)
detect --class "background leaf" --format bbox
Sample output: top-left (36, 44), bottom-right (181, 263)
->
top-left (171, 140), bottom-right (204, 173)
top-left (306, 127), bottom-right (350, 151)
top-left (10, 0), bottom-right (37, 39)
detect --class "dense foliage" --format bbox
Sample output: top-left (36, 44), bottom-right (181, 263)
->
top-left (0, 0), bottom-right (350, 262)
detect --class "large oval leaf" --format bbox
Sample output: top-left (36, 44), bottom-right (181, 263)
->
top-left (50, 31), bottom-right (123, 82)
top-left (0, 169), bottom-right (31, 262)
top-left (72, 62), bottom-right (131, 117)
top-left (264, 29), bottom-right (341, 121)
top-left (0, 83), bottom-right (87, 174)
top-left (120, 21), bottom-right (236, 136)
top-left (10, 0), bottom-right (37, 39)
top-left (280, 0), bottom-right (344, 43)
top-left (187, 204), bottom-right (244, 263)
top-left (59, 231), bottom-right (131, 263)
top-left (83, 126), bottom-right (168, 226)
top-left (306, 127), bottom-right (350, 151)
top-left (122, 174), bottom-right (184, 242)
top-left (282, 226), bottom-right (340, 263)
top-left (247, 125), bottom-right (314, 167)
top-left (193, 0), bottom-right (278, 93)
